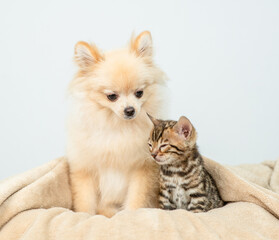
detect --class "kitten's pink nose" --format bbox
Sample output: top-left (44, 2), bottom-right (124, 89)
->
top-left (151, 153), bottom-right (157, 158)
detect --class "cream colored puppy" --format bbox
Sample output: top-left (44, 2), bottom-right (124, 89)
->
top-left (67, 31), bottom-right (167, 217)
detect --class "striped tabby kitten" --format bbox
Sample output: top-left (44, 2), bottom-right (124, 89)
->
top-left (148, 115), bottom-right (224, 213)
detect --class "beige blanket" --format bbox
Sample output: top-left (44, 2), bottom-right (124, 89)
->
top-left (0, 157), bottom-right (279, 240)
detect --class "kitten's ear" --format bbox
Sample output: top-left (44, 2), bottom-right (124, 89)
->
top-left (130, 31), bottom-right (153, 57)
top-left (74, 41), bottom-right (103, 69)
top-left (174, 116), bottom-right (193, 139)
top-left (147, 113), bottom-right (160, 126)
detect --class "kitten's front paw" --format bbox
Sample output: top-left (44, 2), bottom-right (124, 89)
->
top-left (188, 208), bottom-right (204, 213)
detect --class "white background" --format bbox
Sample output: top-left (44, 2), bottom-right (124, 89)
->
top-left (0, 0), bottom-right (278, 179)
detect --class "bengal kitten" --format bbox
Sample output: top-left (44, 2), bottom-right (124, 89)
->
top-left (147, 115), bottom-right (224, 213)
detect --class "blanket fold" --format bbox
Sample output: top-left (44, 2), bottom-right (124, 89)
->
top-left (0, 157), bottom-right (279, 240)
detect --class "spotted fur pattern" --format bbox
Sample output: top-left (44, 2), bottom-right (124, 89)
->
top-left (148, 117), bottom-right (224, 212)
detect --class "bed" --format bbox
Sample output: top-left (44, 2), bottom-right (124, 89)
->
top-left (0, 156), bottom-right (279, 239)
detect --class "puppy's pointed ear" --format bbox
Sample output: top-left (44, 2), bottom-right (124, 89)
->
top-left (147, 113), bottom-right (160, 126)
top-left (174, 116), bottom-right (193, 139)
top-left (130, 31), bottom-right (152, 57)
top-left (74, 41), bottom-right (103, 69)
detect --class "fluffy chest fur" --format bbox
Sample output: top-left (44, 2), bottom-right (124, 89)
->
top-left (99, 168), bottom-right (129, 204)
top-left (67, 101), bottom-right (152, 171)
top-left (168, 175), bottom-right (189, 209)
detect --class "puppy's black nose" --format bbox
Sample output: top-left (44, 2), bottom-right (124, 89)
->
top-left (124, 107), bottom-right (135, 117)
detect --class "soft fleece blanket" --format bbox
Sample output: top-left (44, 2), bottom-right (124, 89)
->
top-left (0, 157), bottom-right (279, 240)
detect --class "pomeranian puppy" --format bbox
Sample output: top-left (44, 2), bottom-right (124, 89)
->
top-left (67, 31), bottom-right (167, 217)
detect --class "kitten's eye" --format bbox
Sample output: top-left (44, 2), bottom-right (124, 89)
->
top-left (135, 90), bottom-right (143, 98)
top-left (159, 144), bottom-right (168, 150)
top-left (148, 142), bottom-right (152, 148)
top-left (107, 93), bottom-right (119, 102)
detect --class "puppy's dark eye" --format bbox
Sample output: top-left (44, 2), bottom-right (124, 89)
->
top-left (107, 94), bottom-right (118, 102)
top-left (135, 90), bottom-right (143, 98)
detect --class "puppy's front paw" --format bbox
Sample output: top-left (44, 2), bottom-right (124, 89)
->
top-left (97, 207), bottom-right (119, 218)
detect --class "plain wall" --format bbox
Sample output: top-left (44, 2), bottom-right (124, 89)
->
top-left (0, 0), bottom-right (278, 179)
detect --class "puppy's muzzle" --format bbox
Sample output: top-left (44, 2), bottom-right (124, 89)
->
top-left (124, 106), bottom-right (135, 119)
